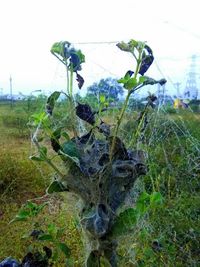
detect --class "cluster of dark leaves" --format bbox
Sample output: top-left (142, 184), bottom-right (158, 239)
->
top-left (51, 41), bottom-right (85, 89)
top-left (0, 247), bottom-right (52, 267)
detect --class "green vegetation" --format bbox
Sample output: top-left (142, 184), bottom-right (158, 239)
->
top-left (0, 39), bottom-right (200, 266)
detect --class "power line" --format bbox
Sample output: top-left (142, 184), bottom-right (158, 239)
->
top-left (74, 41), bottom-right (121, 45)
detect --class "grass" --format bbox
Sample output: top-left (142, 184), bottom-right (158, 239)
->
top-left (0, 102), bottom-right (84, 266)
top-left (0, 101), bottom-right (200, 266)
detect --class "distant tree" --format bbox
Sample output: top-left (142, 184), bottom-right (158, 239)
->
top-left (128, 97), bottom-right (146, 111)
top-left (87, 77), bottom-right (124, 102)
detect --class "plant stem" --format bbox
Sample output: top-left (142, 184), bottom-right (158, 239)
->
top-left (32, 125), bottom-right (65, 178)
top-left (109, 90), bottom-right (131, 160)
top-left (66, 66), bottom-right (78, 137)
top-left (109, 47), bottom-right (144, 160)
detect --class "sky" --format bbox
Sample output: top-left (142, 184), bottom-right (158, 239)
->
top-left (0, 0), bottom-right (200, 97)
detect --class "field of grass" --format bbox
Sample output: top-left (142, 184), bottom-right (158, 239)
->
top-left (0, 101), bottom-right (200, 266)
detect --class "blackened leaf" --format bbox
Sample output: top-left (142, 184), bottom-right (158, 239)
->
top-left (0, 257), bottom-right (20, 267)
top-left (139, 44), bottom-right (154, 75)
top-left (147, 93), bottom-right (157, 108)
top-left (76, 102), bottom-right (95, 125)
top-left (76, 72), bottom-right (84, 89)
top-left (47, 180), bottom-right (68, 194)
top-left (152, 240), bottom-right (163, 252)
top-left (46, 91), bottom-right (61, 115)
top-left (78, 130), bottom-right (93, 144)
top-left (43, 246), bottom-right (52, 259)
top-left (125, 70), bottom-right (134, 78)
top-left (158, 78), bottom-right (167, 85)
top-left (98, 121), bottom-right (110, 137)
top-left (30, 230), bottom-right (44, 239)
top-left (142, 76), bottom-right (167, 86)
top-left (51, 127), bottom-right (63, 152)
top-left (70, 52), bottom-right (80, 71)
top-left (139, 56), bottom-right (154, 75)
top-left (147, 94), bottom-right (157, 103)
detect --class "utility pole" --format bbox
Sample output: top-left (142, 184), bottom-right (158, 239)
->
top-left (10, 75), bottom-right (13, 108)
top-left (174, 82), bottom-right (181, 98)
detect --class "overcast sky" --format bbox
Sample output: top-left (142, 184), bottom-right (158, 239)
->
top-left (0, 0), bottom-right (200, 96)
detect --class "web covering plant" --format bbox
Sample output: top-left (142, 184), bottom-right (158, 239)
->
top-left (29, 40), bottom-right (166, 266)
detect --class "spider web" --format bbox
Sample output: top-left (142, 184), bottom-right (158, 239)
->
top-left (29, 43), bottom-right (200, 266)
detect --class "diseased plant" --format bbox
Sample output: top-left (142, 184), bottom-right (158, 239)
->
top-left (28, 39), bottom-right (167, 266)
top-left (6, 40), bottom-right (166, 266)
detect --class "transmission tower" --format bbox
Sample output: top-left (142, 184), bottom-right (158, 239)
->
top-left (184, 55), bottom-right (198, 99)
top-left (157, 82), bottom-right (166, 105)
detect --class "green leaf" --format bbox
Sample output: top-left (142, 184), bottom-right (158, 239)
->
top-left (48, 223), bottom-right (57, 236)
top-left (58, 242), bottom-right (71, 257)
top-left (30, 156), bottom-right (44, 162)
top-left (25, 201), bottom-right (38, 210)
top-left (46, 91), bottom-right (61, 114)
top-left (62, 132), bottom-right (70, 140)
top-left (30, 146), bottom-right (48, 162)
top-left (39, 146), bottom-right (47, 159)
top-left (30, 112), bottom-right (47, 125)
top-left (50, 41), bottom-right (70, 58)
top-left (76, 49), bottom-right (85, 64)
top-left (117, 77), bottom-right (126, 84)
top-left (118, 71), bottom-right (132, 85)
top-left (150, 192), bottom-right (163, 206)
top-left (62, 140), bottom-right (80, 158)
top-left (36, 202), bottom-right (48, 214)
top-left (139, 76), bottom-right (147, 84)
top-left (52, 248), bottom-right (59, 261)
top-left (47, 180), bottom-right (68, 194)
top-left (111, 208), bottom-right (138, 236)
top-left (124, 77), bottom-right (137, 89)
top-left (99, 94), bottom-right (106, 103)
top-left (52, 127), bottom-right (63, 140)
top-left (9, 210), bottom-right (30, 223)
top-left (136, 192), bottom-right (150, 214)
top-left (38, 234), bottom-right (54, 241)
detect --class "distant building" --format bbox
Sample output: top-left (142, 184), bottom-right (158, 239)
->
top-left (0, 94), bottom-right (25, 101)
